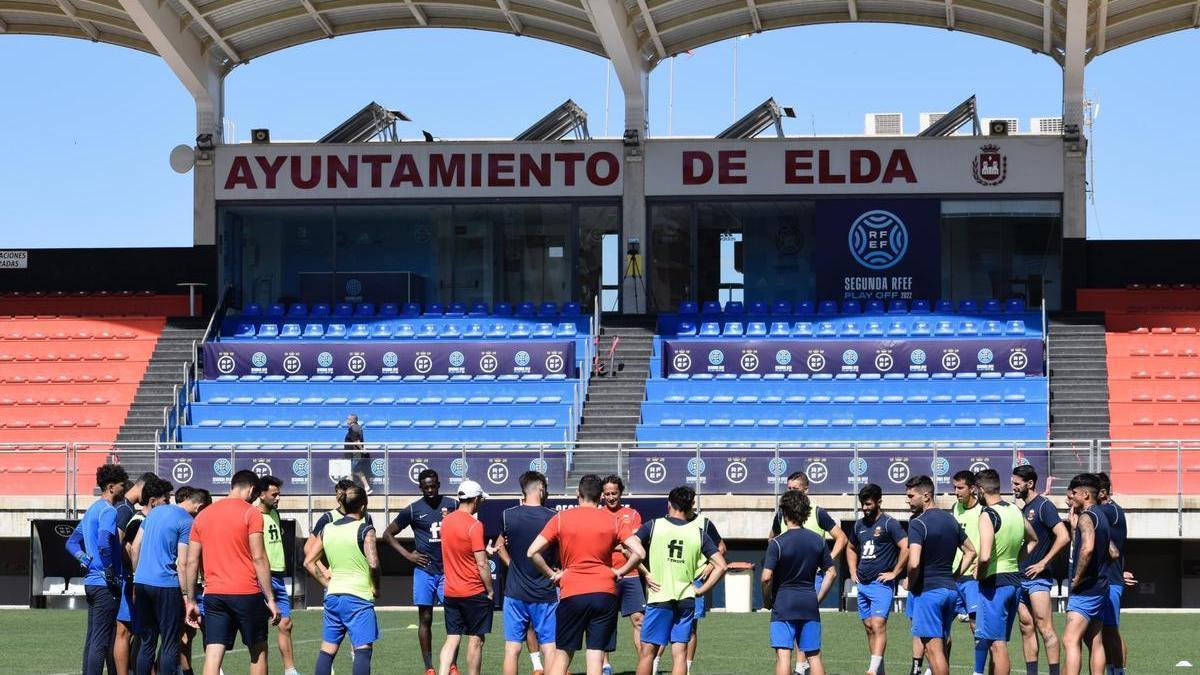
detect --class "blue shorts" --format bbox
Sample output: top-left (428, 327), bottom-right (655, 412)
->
top-left (413, 567), bottom-right (445, 607)
top-left (445, 593), bottom-right (494, 637)
top-left (117, 579), bottom-right (134, 625)
top-left (857, 580), bottom-right (895, 621)
top-left (1066, 593), bottom-right (1105, 622)
top-left (503, 597), bottom-right (557, 644)
top-left (322, 594), bottom-right (379, 647)
top-left (1103, 584), bottom-right (1123, 627)
top-left (955, 579), bottom-right (981, 617)
top-left (642, 600), bottom-right (696, 646)
top-left (618, 577), bottom-right (646, 617)
top-left (975, 583), bottom-right (1019, 641)
top-left (556, 592), bottom-right (618, 652)
top-left (270, 574), bottom-right (292, 618)
top-left (814, 573), bottom-right (824, 593)
top-left (769, 618), bottom-right (821, 653)
top-left (693, 578), bottom-right (707, 619)
top-left (909, 587), bottom-right (957, 639)
top-left (1019, 577), bottom-right (1054, 607)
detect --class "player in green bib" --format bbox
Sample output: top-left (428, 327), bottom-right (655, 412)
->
top-left (305, 485), bottom-right (380, 675)
top-left (257, 475), bottom-right (300, 675)
top-left (973, 469), bottom-right (1038, 675)
top-left (634, 486), bottom-right (726, 675)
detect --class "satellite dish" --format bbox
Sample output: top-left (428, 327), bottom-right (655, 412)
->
top-left (169, 144), bottom-right (196, 174)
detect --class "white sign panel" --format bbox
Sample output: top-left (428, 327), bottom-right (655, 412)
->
top-left (644, 137), bottom-right (1063, 196)
top-left (0, 251), bottom-right (28, 269)
top-left (215, 141), bottom-right (624, 200)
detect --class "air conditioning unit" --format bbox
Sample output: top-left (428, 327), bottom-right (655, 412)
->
top-left (982, 118), bottom-right (1019, 135)
top-left (1030, 117), bottom-right (1063, 135)
top-left (865, 113), bottom-right (904, 136)
top-left (919, 113), bottom-right (947, 132)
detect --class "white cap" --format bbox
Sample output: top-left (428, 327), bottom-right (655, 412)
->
top-left (457, 479), bottom-right (489, 500)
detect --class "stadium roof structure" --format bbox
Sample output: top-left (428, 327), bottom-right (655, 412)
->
top-left (0, 0), bottom-right (1193, 71)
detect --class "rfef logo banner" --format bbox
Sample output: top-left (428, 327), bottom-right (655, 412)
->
top-left (816, 199), bottom-right (941, 302)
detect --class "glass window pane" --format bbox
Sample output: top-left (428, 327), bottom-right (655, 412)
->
top-left (649, 204), bottom-right (692, 312)
top-left (578, 205), bottom-right (621, 313)
top-left (333, 204), bottom-right (450, 306)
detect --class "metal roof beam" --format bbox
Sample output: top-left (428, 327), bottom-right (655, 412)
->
top-left (117, 0), bottom-right (224, 101)
top-left (495, 0), bottom-right (523, 34)
top-left (1095, 0), bottom-right (1107, 54)
top-left (1042, 0), bottom-right (1051, 52)
top-left (52, 0), bottom-right (99, 40)
top-left (582, 0), bottom-right (649, 130)
top-left (634, 0), bottom-right (667, 58)
top-left (174, 0), bottom-right (241, 63)
top-left (300, 0), bottom-right (334, 37)
top-left (0, 15), bottom-right (7, 31)
top-left (847, 0), bottom-right (857, 21)
top-left (404, 0), bottom-right (428, 25)
top-left (945, 0), bottom-right (954, 28)
top-left (747, 0), bottom-right (762, 29)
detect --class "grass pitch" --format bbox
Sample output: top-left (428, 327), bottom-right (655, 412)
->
top-left (3, 608), bottom-right (1195, 674)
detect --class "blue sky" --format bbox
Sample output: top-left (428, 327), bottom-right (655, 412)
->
top-left (1, 23), bottom-right (1197, 247)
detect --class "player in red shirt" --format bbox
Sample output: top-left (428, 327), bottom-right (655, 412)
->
top-left (183, 470), bottom-right (280, 675)
top-left (528, 474), bottom-right (646, 675)
top-left (602, 475), bottom-right (644, 675)
top-left (438, 480), bottom-right (494, 675)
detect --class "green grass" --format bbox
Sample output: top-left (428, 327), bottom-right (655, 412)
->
top-left (1, 609), bottom-right (1196, 674)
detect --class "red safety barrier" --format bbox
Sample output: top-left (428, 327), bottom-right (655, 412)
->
top-left (1078, 288), bottom-right (1200, 313)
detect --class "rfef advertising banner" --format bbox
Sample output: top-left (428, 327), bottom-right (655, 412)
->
top-left (663, 338), bottom-right (1043, 377)
top-left (815, 199), bottom-right (942, 302)
top-left (203, 340), bottom-right (577, 378)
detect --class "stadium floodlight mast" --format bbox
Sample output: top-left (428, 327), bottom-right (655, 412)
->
top-left (716, 97), bottom-right (796, 139)
top-left (514, 99), bottom-right (591, 142)
top-left (917, 94), bottom-right (981, 137)
top-left (318, 101), bottom-right (411, 143)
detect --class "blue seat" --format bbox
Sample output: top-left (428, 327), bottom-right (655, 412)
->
top-left (792, 322), bottom-right (814, 337)
top-left (678, 301), bottom-right (699, 315)
top-left (425, 303), bottom-right (445, 316)
top-left (469, 302), bottom-right (490, 316)
top-left (287, 303), bottom-right (307, 317)
top-left (749, 301), bottom-right (769, 316)
top-left (244, 303), bottom-right (263, 317)
top-left (440, 324), bottom-right (462, 338)
top-left (817, 322), bottom-right (837, 337)
top-left (556, 323), bottom-right (577, 337)
top-left (445, 302), bottom-right (466, 317)
top-left (842, 300), bottom-right (862, 314)
top-left (395, 324), bottom-right (416, 338)
top-left (380, 303), bottom-right (399, 317)
top-left (771, 301), bottom-right (792, 315)
top-left (770, 322), bottom-right (790, 337)
top-left (1007, 320), bottom-right (1027, 335)
top-left (818, 300), bottom-right (838, 315)
top-left (486, 324), bottom-right (508, 338)
top-left (936, 299), bottom-right (955, 313)
top-left (234, 323), bottom-right (255, 338)
top-left (959, 321), bottom-right (979, 336)
top-left (302, 324), bottom-right (324, 338)
top-left (514, 302), bottom-right (535, 317)
top-left (334, 303), bottom-right (354, 317)
top-left (533, 323), bottom-right (555, 338)
top-left (795, 301), bottom-right (815, 316)
top-left (887, 300), bottom-right (907, 313)
top-left (983, 299), bottom-right (1002, 313)
top-left (865, 300), bottom-right (885, 314)
top-left (349, 324), bottom-right (370, 339)
top-left (355, 303), bottom-right (375, 317)
top-left (267, 303), bottom-right (286, 318)
top-left (984, 321), bottom-right (1003, 336)
top-left (934, 321), bottom-right (954, 336)
top-left (371, 324), bottom-right (393, 339)
top-left (310, 303), bottom-right (331, 317)
top-left (911, 321), bottom-right (932, 336)
top-left (959, 299), bottom-right (978, 313)
top-left (402, 302), bottom-right (421, 316)
top-left (700, 322), bottom-right (721, 336)
top-left (280, 323), bottom-right (301, 338)
top-left (677, 322), bottom-right (697, 336)
top-left (841, 322), bottom-right (860, 337)
top-left (562, 302), bottom-right (581, 316)
top-left (510, 324), bottom-right (532, 338)
top-left (724, 301), bottom-right (744, 316)
top-left (723, 322), bottom-right (744, 337)
top-left (701, 301), bottom-right (722, 316)
top-left (539, 302), bottom-right (558, 317)
top-left (747, 322), bottom-right (767, 337)
top-left (1006, 298), bottom-right (1026, 313)
top-left (887, 321), bottom-right (906, 336)
top-left (865, 321), bottom-right (883, 337)
top-left (911, 299), bottom-right (930, 313)
top-left (417, 324), bottom-right (438, 338)
top-left (463, 323), bottom-right (484, 338)
top-left (493, 303), bottom-right (513, 316)
top-left (326, 324), bottom-right (347, 338)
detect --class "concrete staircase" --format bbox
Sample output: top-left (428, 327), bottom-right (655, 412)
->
top-left (568, 316), bottom-right (656, 485)
top-left (1047, 313), bottom-right (1110, 475)
top-left (115, 318), bottom-right (207, 473)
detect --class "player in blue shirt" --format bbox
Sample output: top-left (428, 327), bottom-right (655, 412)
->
top-left (131, 479), bottom-right (208, 675)
top-left (66, 463), bottom-right (129, 675)
top-left (905, 475), bottom-right (976, 675)
top-left (381, 469), bottom-right (458, 675)
top-left (113, 471), bottom-right (156, 675)
top-left (762, 489), bottom-right (837, 675)
top-left (496, 471), bottom-right (558, 675)
top-left (847, 483), bottom-right (908, 675)
top-left (1012, 464), bottom-right (1069, 675)
top-left (1063, 474), bottom-right (1111, 675)
top-left (1097, 473), bottom-right (1130, 675)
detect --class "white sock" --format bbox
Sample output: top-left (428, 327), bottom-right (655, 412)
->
top-left (653, 656), bottom-right (660, 673)
top-left (687, 660), bottom-right (693, 674)
top-left (924, 669), bottom-right (933, 675)
top-left (869, 655), bottom-right (883, 674)
top-left (530, 651), bottom-right (543, 670)
top-left (794, 661), bottom-right (809, 674)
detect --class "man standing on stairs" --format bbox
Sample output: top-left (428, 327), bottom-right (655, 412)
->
top-left (382, 469), bottom-right (460, 675)
top-left (259, 474), bottom-right (301, 675)
top-left (344, 414), bottom-right (372, 495)
top-left (1012, 465), bottom-right (1069, 675)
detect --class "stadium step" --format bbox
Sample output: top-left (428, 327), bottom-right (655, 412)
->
top-left (1047, 313), bottom-right (1110, 450)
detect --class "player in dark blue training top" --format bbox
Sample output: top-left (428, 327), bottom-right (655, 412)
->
top-left (1096, 473), bottom-right (1130, 675)
top-left (1063, 474), bottom-right (1111, 675)
top-left (1011, 464), bottom-right (1069, 675)
top-left (382, 469), bottom-right (459, 675)
top-left (762, 489), bottom-right (837, 675)
top-left (905, 475), bottom-right (976, 675)
top-left (497, 470), bottom-right (559, 675)
top-left (847, 483), bottom-right (908, 675)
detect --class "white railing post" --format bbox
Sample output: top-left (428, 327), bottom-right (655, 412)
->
top-left (1178, 440), bottom-right (1184, 538)
top-left (306, 444), bottom-right (314, 534)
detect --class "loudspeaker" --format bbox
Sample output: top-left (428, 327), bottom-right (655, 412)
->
top-left (988, 120), bottom-right (1009, 136)
top-left (251, 128), bottom-right (271, 144)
